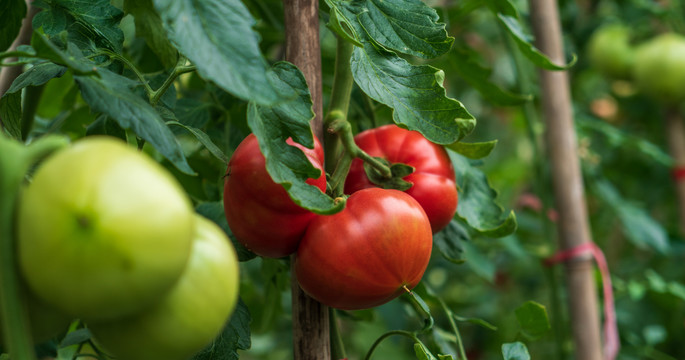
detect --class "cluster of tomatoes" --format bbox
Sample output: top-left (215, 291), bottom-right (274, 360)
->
top-left (223, 124), bottom-right (458, 310)
top-left (13, 137), bottom-right (240, 360)
top-left (588, 24), bottom-right (685, 103)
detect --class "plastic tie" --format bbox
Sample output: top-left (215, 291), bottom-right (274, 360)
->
top-left (544, 242), bottom-right (619, 360)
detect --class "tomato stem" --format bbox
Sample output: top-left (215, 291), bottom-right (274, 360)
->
top-left (329, 308), bottom-right (347, 360)
top-left (0, 134), bottom-right (68, 360)
top-left (363, 330), bottom-right (421, 360)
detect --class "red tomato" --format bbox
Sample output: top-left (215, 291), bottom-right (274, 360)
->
top-left (223, 134), bottom-right (326, 258)
top-left (345, 125), bottom-right (457, 233)
top-left (294, 188), bottom-right (433, 310)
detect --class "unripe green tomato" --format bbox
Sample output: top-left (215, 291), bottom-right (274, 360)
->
top-left (18, 136), bottom-right (194, 322)
top-left (633, 33), bottom-right (685, 104)
top-left (587, 24), bottom-right (635, 80)
top-left (89, 215), bottom-right (240, 360)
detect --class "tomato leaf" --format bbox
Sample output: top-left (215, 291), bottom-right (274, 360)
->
top-left (33, 0), bottom-right (124, 54)
top-left (433, 220), bottom-right (468, 264)
top-left (501, 342), bottom-right (531, 360)
top-left (514, 301), bottom-right (550, 340)
top-left (363, 158), bottom-right (414, 191)
top-left (462, 240), bottom-right (496, 282)
top-left (0, 0), bottom-right (26, 51)
top-left (74, 68), bottom-right (195, 175)
top-left (447, 140), bottom-right (498, 160)
top-left (0, 92), bottom-right (21, 139)
top-left (496, 14), bottom-right (575, 70)
top-left (351, 41), bottom-right (476, 144)
top-left (591, 178), bottom-right (669, 254)
top-left (450, 152), bottom-right (517, 237)
top-left (248, 62), bottom-right (343, 215)
top-left (167, 121), bottom-right (228, 164)
top-left (449, 42), bottom-right (531, 107)
top-left (85, 115), bottom-right (126, 141)
top-left (7, 62), bottom-right (66, 94)
top-left (153, 0), bottom-right (292, 106)
top-left (330, 0), bottom-right (454, 59)
top-left (192, 298), bottom-right (251, 360)
top-left (30, 33), bottom-right (97, 75)
top-left (453, 314), bottom-right (498, 331)
top-left (195, 202), bottom-right (256, 262)
top-left (414, 343), bottom-right (439, 360)
top-left (123, 0), bottom-right (178, 68)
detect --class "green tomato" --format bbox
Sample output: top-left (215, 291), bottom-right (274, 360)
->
top-left (633, 33), bottom-right (685, 104)
top-left (18, 136), bottom-right (194, 321)
top-left (587, 24), bottom-right (635, 80)
top-left (89, 214), bottom-right (240, 360)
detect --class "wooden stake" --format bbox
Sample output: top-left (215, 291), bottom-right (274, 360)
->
top-left (528, 1), bottom-right (604, 360)
top-left (666, 108), bottom-right (685, 235)
top-left (283, 1), bottom-right (331, 359)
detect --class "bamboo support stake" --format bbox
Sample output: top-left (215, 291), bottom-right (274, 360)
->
top-left (283, 1), bottom-right (331, 359)
top-left (528, 1), bottom-right (604, 360)
top-left (665, 108), bottom-right (685, 235)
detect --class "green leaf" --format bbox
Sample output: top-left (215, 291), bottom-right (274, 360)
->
top-left (462, 240), bottom-right (495, 282)
top-left (351, 41), bottom-right (475, 144)
top-left (414, 343), bottom-right (438, 360)
top-left (30, 33), bottom-right (96, 75)
top-left (577, 116), bottom-right (672, 167)
top-left (192, 298), bottom-right (251, 360)
top-left (153, 0), bottom-right (291, 106)
top-left (404, 290), bottom-right (434, 332)
top-left (195, 202), bottom-right (256, 262)
top-left (338, 0), bottom-right (453, 58)
top-left (248, 62), bottom-right (343, 215)
top-left (123, 0), bottom-right (177, 68)
top-left (592, 179), bottom-right (669, 254)
top-left (7, 62), bottom-right (66, 93)
top-left (0, 0), bottom-right (26, 51)
top-left (33, 0), bottom-right (124, 53)
top-left (363, 158), bottom-right (414, 191)
top-left (453, 314), bottom-right (498, 331)
top-left (484, 0), bottom-right (518, 17)
top-left (447, 140), bottom-right (498, 160)
top-left (0, 92), bottom-right (21, 140)
top-left (324, 2), bottom-right (364, 47)
top-left (497, 14), bottom-right (574, 70)
top-left (74, 68), bottom-right (195, 175)
top-left (514, 301), bottom-right (550, 339)
top-left (85, 114), bottom-right (126, 141)
top-left (450, 151), bottom-right (517, 237)
top-left (433, 220), bottom-right (468, 264)
top-left (167, 121), bottom-right (228, 164)
top-left (450, 43), bottom-right (531, 106)
top-left (501, 342), bottom-right (531, 360)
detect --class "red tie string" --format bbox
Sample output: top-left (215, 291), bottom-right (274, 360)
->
top-left (544, 242), bottom-right (619, 360)
top-left (673, 167), bottom-right (685, 181)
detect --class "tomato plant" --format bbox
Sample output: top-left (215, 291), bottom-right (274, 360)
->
top-left (344, 124), bottom-right (458, 233)
top-left (17, 137), bottom-right (195, 322)
top-left (223, 133), bottom-right (326, 258)
top-left (89, 214), bottom-right (240, 360)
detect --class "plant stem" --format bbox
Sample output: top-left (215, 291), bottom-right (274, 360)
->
top-left (364, 330), bottom-right (419, 360)
top-left (329, 308), bottom-right (347, 360)
top-left (437, 298), bottom-right (468, 360)
top-left (150, 58), bottom-right (195, 107)
top-left (323, 38), bottom-right (355, 177)
top-left (99, 50), bottom-right (154, 97)
top-left (0, 134), bottom-right (68, 360)
top-left (20, 84), bottom-right (45, 141)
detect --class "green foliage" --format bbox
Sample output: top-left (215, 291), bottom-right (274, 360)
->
top-left (191, 299), bottom-right (252, 360)
top-left (514, 301), bottom-right (550, 340)
top-left (0, 0), bottom-right (26, 51)
top-left (501, 342), bottom-right (531, 360)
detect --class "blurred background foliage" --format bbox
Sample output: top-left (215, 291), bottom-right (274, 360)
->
top-left (22, 0), bottom-right (685, 358)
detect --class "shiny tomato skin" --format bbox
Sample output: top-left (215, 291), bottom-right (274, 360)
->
top-left (344, 125), bottom-right (457, 233)
top-left (294, 188), bottom-right (433, 310)
top-left (223, 134), bottom-right (326, 258)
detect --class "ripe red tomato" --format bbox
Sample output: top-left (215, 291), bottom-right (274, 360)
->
top-left (344, 124), bottom-right (457, 233)
top-left (223, 134), bottom-right (326, 258)
top-left (294, 188), bottom-right (433, 310)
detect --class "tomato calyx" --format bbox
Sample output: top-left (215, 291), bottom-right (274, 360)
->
top-left (362, 157), bottom-right (415, 191)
